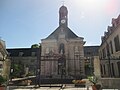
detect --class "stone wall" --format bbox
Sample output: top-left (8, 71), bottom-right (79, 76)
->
top-left (100, 59), bottom-right (120, 77)
top-left (3, 59), bottom-right (11, 80)
top-left (101, 78), bottom-right (120, 89)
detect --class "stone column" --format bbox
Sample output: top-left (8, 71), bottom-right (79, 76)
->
top-left (2, 58), bottom-right (11, 86)
top-left (3, 59), bottom-right (11, 79)
top-left (93, 56), bottom-right (102, 86)
top-left (94, 56), bottom-right (101, 77)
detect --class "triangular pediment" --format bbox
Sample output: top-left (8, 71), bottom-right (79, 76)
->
top-left (45, 26), bottom-right (78, 40)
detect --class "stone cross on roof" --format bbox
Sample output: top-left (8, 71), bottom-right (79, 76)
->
top-left (62, 1), bottom-right (65, 6)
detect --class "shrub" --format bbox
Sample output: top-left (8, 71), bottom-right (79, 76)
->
top-left (0, 75), bottom-right (6, 85)
top-left (88, 76), bottom-right (98, 85)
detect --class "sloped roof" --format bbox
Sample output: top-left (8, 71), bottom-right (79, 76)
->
top-left (7, 48), bottom-right (39, 57)
top-left (84, 46), bottom-right (100, 56)
top-left (46, 26), bottom-right (78, 39)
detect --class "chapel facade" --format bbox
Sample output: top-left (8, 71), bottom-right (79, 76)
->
top-left (41, 5), bottom-right (85, 78)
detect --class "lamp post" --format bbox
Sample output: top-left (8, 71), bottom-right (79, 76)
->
top-left (37, 45), bottom-right (41, 87)
top-left (37, 68), bottom-right (40, 87)
top-left (10, 68), bottom-right (13, 81)
top-left (35, 46), bottom-right (40, 87)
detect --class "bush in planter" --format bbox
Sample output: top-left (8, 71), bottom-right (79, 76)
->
top-left (88, 76), bottom-right (101, 90)
top-left (0, 75), bottom-right (6, 86)
top-left (72, 80), bottom-right (86, 84)
top-left (0, 75), bottom-right (7, 90)
top-left (88, 76), bottom-right (98, 85)
top-left (72, 79), bottom-right (86, 87)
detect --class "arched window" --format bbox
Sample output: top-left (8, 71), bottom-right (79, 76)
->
top-left (59, 43), bottom-right (65, 54)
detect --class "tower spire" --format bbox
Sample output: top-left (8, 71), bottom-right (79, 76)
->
top-left (59, 4), bottom-right (68, 26)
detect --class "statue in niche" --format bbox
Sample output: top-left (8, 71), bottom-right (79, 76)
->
top-left (60, 49), bottom-right (63, 54)
top-left (75, 46), bottom-right (79, 53)
top-left (45, 48), bottom-right (49, 54)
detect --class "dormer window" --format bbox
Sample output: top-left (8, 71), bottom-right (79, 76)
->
top-left (31, 52), bottom-right (36, 56)
top-left (19, 52), bottom-right (24, 56)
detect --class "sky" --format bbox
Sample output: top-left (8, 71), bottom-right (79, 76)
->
top-left (0, 0), bottom-right (120, 48)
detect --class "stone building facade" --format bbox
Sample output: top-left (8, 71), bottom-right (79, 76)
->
top-left (99, 15), bottom-right (120, 77)
top-left (84, 46), bottom-right (99, 75)
top-left (41, 5), bottom-right (85, 78)
top-left (0, 39), bottom-right (10, 79)
top-left (7, 48), bottom-right (39, 77)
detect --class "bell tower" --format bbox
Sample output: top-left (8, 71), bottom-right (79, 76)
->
top-left (59, 5), bottom-right (68, 26)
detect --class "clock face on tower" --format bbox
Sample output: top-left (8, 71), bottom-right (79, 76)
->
top-left (61, 19), bottom-right (66, 24)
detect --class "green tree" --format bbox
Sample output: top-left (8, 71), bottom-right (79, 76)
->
top-left (0, 75), bottom-right (6, 85)
top-left (85, 64), bottom-right (94, 76)
top-left (11, 62), bottom-right (24, 78)
top-left (31, 44), bottom-right (40, 48)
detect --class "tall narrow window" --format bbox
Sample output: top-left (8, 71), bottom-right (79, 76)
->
top-left (111, 63), bottom-right (115, 77)
top-left (100, 51), bottom-right (102, 59)
top-left (106, 43), bottom-right (110, 57)
top-left (110, 41), bottom-right (113, 54)
top-left (107, 64), bottom-right (110, 76)
top-left (100, 64), bottom-right (103, 75)
top-left (102, 48), bottom-right (106, 58)
top-left (117, 62), bottom-right (120, 77)
top-left (103, 65), bottom-right (106, 75)
top-left (114, 35), bottom-right (120, 52)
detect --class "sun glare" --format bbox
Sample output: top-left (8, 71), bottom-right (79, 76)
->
top-left (74, 0), bottom-right (100, 5)
top-left (83, 0), bottom-right (98, 4)
top-left (74, 0), bottom-right (104, 9)
top-left (73, 0), bottom-right (118, 14)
